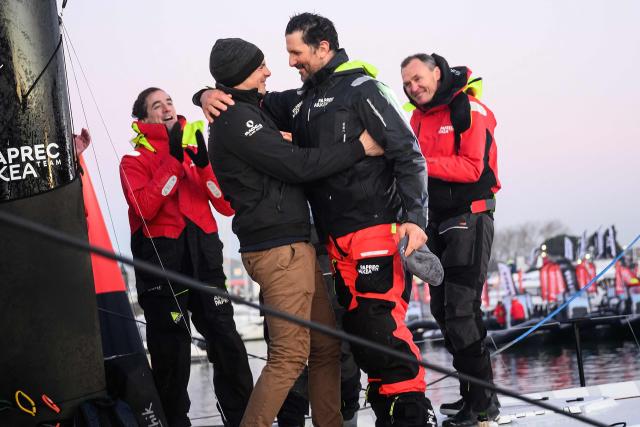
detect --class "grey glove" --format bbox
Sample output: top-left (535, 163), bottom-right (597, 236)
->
top-left (399, 236), bottom-right (444, 286)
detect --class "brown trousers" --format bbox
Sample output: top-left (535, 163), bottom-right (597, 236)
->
top-left (241, 242), bottom-right (342, 427)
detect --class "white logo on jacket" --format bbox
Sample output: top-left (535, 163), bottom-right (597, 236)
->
top-left (214, 295), bottom-right (229, 306)
top-left (291, 101), bottom-right (302, 118)
top-left (313, 97), bottom-right (334, 108)
top-left (244, 120), bottom-right (263, 136)
top-left (438, 125), bottom-right (454, 134)
top-left (358, 264), bottom-right (380, 275)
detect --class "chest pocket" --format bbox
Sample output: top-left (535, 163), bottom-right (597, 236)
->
top-left (418, 113), bottom-right (456, 157)
top-left (333, 110), bottom-right (349, 143)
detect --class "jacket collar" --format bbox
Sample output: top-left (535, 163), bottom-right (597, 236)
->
top-left (131, 116), bottom-right (190, 152)
top-left (303, 48), bottom-right (350, 90)
top-left (216, 84), bottom-right (263, 106)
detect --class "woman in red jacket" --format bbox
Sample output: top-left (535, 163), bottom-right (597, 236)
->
top-left (120, 87), bottom-right (252, 427)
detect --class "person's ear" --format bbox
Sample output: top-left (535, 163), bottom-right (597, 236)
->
top-left (318, 40), bottom-right (331, 57)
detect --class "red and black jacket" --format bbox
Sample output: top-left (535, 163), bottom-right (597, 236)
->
top-left (408, 54), bottom-right (501, 220)
top-left (119, 116), bottom-right (233, 239)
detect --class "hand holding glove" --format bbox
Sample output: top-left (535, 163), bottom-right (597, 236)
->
top-left (185, 130), bottom-right (209, 168)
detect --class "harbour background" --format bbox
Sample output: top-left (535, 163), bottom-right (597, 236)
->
top-left (184, 309), bottom-right (640, 426)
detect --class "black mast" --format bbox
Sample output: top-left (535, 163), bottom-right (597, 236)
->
top-left (0, 0), bottom-right (106, 424)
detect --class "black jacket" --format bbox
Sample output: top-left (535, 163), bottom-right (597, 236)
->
top-left (263, 50), bottom-right (428, 240)
top-left (208, 86), bottom-right (365, 249)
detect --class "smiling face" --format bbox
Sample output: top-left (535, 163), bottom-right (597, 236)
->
top-left (401, 58), bottom-right (441, 105)
top-left (285, 30), bottom-right (331, 82)
top-left (141, 89), bottom-right (177, 128)
top-left (235, 60), bottom-right (272, 94)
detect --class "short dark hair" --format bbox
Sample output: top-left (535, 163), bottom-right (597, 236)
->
top-left (132, 87), bottom-right (162, 120)
top-left (285, 13), bottom-right (339, 51)
top-left (400, 53), bottom-right (436, 70)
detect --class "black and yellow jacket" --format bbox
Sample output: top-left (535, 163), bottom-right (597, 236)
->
top-left (263, 50), bottom-right (429, 241)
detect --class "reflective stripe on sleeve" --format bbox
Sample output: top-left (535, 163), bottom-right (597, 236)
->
top-left (161, 176), bottom-right (178, 196)
top-left (207, 180), bottom-right (222, 198)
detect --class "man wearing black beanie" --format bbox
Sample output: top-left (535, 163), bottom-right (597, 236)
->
top-left (209, 38), bottom-right (265, 88)
top-left (205, 37), bottom-right (383, 427)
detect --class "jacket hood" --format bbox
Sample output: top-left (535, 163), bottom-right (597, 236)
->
top-left (405, 53), bottom-right (470, 112)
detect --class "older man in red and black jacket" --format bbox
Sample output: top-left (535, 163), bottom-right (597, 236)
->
top-left (401, 53), bottom-right (502, 426)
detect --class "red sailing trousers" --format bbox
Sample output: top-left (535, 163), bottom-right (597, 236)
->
top-left (327, 223), bottom-right (426, 396)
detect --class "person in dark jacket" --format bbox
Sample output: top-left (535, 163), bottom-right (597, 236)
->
top-left (206, 38), bottom-right (383, 427)
top-left (401, 53), bottom-right (502, 426)
top-left (196, 14), bottom-right (436, 427)
top-left (120, 88), bottom-right (253, 427)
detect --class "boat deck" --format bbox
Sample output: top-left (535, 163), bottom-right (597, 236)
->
top-left (191, 380), bottom-right (640, 426)
top-left (486, 380), bottom-right (640, 426)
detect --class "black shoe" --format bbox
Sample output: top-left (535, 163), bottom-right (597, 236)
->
top-left (441, 401), bottom-right (499, 427)
top-left (439, 397), bottom-right (464, 416)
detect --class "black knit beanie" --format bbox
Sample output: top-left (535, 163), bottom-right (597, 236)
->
top-left (209, 38), bottom-right (264, 87)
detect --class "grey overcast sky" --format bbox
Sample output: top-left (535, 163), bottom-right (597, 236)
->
top-left (60, 0), bottom-right (640, 258)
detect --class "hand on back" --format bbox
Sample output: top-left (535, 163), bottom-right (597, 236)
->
top-left (201, 89), bottom-right (235, 123)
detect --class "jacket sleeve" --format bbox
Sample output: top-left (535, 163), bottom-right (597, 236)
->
top-left (426, 103), bottom-right (493, 183)
top-left (195, 164), bottom-right (235, 216)
top-left (192, 87), bottom-right (213, 108)
top-left (213, 105), bottom-right (365, 183)
top-left (119, 152), bottom-right (184, 220)
top-left (262, 89), bottom-right (300, 132)
top-left (355, 80), bottom-right (429, 228)
top-left (193, 87), bottom-right (297, 133)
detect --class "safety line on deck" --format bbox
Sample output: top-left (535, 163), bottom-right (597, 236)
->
top-left (0, 210), bottom-right (611, 427)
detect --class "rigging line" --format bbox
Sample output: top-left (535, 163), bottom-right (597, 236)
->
top-left (60, 20), bottom-right (193, 322)
top-left (59, 23), bottom-right (217, 407)
top-left (425, 313), bottom-right (637, 386)
top-left (59, 23), bottom-right (120, 161)
top-left (60, 30), bottom-right (77, 167)
top-left (414, 320), bottom-right (564, 345)
top-left (24, 35), bottom-right (63, 102)
top-left (96, 307), bottom-right (268, 361)
top-left (0, 211), bottom-right (609, 427)
top-left (61, 26), bottom-right (124, 257)
top-left (61, 28), bottom-right (146, 345)
top-left (61, 21), bottom-right (202, 359)
top-left (626, 317), bottom-right (640, 352)
top-left (190, 413), bottom-right (222, 421)
top-left (489, 334), bottom-right (511, 375)
top-left (424, 320), bottom-right (560, 387)
top-left (0, 35), bottom-right (63, 138)
top-left (492, 233), bottom-right (640, 358)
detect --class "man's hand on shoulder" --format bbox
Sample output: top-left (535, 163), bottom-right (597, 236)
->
top-left (201, 89), bottom-right (235, 123)
top-left (359, 129), bottom-right (384, 156)
top-left (397, 222), bottom-right (428, 257)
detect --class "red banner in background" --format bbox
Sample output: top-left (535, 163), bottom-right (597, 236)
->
top-left (615, 261), bottom-right (639, 295)
top-left (540, 263), bottom-right (565, 302)
top-left (576, 261), bottom-right (597, 293)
